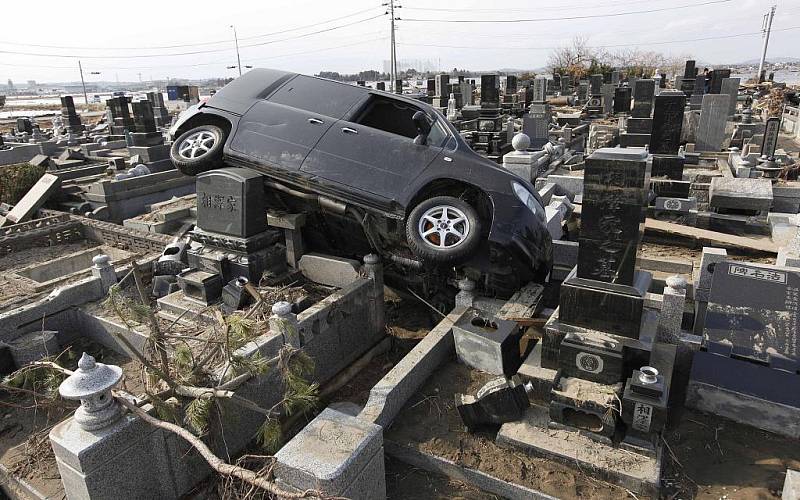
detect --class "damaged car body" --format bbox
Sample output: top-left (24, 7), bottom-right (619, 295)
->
top-left (169, 68), bottom-right (552, 302)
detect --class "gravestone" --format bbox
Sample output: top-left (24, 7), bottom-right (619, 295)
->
top-left (613, 87), bottom-right (631, 114)
top-left (0, 173), bottom-right (61, 227)
top-left (559, 148), bottom-right (652, 338)
top-left (523, 104), bottom-right (550, 149)
top-left (532, 76), bottom-right (546, 103)
top-left (680, 60), bottom-right (696, 94)
top-left (761, 117), bottom-right (781, 158)
top-left (631, 79), bottom-right (655, 118)
top-left (576, 148), bottom-right (650, 286)
top-left (705, 261), bottom-right (799, 361)
top-left (426, 79), bottom-right (435, 95)
top-left (651, 155), bottom-right (685, 180)
top-left (590, 74), bottom-right (602, 96)
top-left (720, 78), bottom-right (740, 116)
top-left (683, 60), bottom-right (696, 79)
top-left (16, 118), bottom-right (33, 135)
top-left (650, 91), bottom-right (686, 155)
top-left (435, 74), bottom-right (449, 98)
top-left (481, 74), bottom-right (500, 107)
top-left (147, 91), bottom-right (170, 128)
top-left (577, 81), bottom-right (589, 104)
top-left (560, 75), bottom-right (569, 95)
top-left (506, 75), bottom-right (518, 94)
top-left (601, 84), bottom-right (615, 114)
top-left (689, 75), bottom-right (706, 110)
top-left (106, 96), bottom-right (134, 133)
top-left (611, 71), bottom-right (620, 85)
top-left (131, 100), bottom-right (157, 133)
top-left (695, 94), bottom-right (731, 152)
top-left (709, 69), bottom-right (731, 94)
top-left (376, 82), bottom-right (385, 91)
top-left (196, 168), bottom-right (267, 238)
top-left (60, 96), bottom-right (83, 133)
top-left (395, 79), bottom-right (403, 94)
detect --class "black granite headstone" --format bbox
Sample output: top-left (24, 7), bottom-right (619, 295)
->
top-left (577, 148), bottom-right (650, 286)
top-left (590, 74), bottom-right (603, 96)
top-left (709, 68), bottom-right (731, 94)
top-left (761, 117), bottom-right (781, 158)
top-left (376, 82), bottom-right (386, 91)
top-left (131, 100), bottom-right (157, 133)
top-left (506, 75), bottom-right (518, 94)
top-left (426, 78), bottom-right (436, 94)
top-left (705, 261), bottom-right (799, 361)
top-left (650, 91), bottom-right (686, 155)
top-left (613, 87), bottom-right (631, 114)
top-left (395, 79), bottom-right (403, 94)
top-left (480, 74), bottom-right (499, 107)
top-left (651, 155), bottom-right (685, 180)
top-left (683, 60), bottom-right (696, 79)
top-left (196, 168), bottom-right (267, 238)
top-left (435, 74), bottom-right (449, 97)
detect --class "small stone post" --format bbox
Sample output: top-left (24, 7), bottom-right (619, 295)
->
top-left (270, 301), bottom-right (300, 347)
top-left (91, 254), bottom-right (118, 293)
top-left (657, 275), bottom-right (687, 344)
top-left (502, 133), bottom-right (536, 182)
top-left (363, 254), bottom-right (385, 335)
top-left (455, 278), bottom-right (476, 309)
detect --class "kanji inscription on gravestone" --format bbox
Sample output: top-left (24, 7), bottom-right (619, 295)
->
top-left (705, 261), bottom-right (799, 360)
top-left (196, 167), bottom-right (267, 238)
top-left (761, 117), bottom-right (781, 158)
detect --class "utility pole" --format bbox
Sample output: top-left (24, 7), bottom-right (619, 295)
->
top-left (757, 5), bottom-right (776, 83)
top-left (231, 25), bottom-right (243, 77)
top-left (388, 0), bottom-right (397, 92)
top-left (78, 60), bottom-right (88, 106)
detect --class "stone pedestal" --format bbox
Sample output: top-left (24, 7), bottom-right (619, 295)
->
top-left (274, 408), bottom-right (385, 500)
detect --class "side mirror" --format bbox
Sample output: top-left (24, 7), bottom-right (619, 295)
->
top-left (412, 110), bottom-right (432, 145)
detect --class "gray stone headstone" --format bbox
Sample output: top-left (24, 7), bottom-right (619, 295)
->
top-left (0, 173), bottom-right (61, 227)
top-left (196, 167), bottom-right (267, 238)
top-left (523, 104), bottom-right (550, 149)
top-left (601, 84), bottom-right (615, 114)
top-left (532, 76), bottom-right (546, 103)
top-left (631, 79), bottom-right (655, 118)
top-left (720, 77), bottom-right (740, 116)
top-left (695, 94), bottom-right (731, 152)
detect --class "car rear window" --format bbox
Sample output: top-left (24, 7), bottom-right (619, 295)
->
top-left (268, 75), bottom-right (364, 119)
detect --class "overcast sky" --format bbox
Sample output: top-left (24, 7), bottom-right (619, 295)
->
top-left (1, 0), bottom-right (798, 84)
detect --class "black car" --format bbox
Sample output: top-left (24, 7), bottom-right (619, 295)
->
top-left (169, 69), bottom-right (551, 300)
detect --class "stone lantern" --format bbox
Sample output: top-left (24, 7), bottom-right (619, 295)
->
top-left (59, 352), bottom-right (123, 431)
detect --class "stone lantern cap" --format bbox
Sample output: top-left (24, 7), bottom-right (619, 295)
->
top-left (59, 352), bottom-right (122, 401)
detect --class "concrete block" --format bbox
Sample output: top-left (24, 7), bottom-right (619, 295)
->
top-left (274, 408), bottom-right (385, 499)
top-left (298, 253), bottom-right (361, 287)
top-left (453, 309), bottom-right (521, 376)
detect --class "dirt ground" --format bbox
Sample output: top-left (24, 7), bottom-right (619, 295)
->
top-left (385, 360), bottom-right (800, 500)
top-left (640, 241), bottom-right (776, 266)
top-left (0, 336), bottom-right (143, 499)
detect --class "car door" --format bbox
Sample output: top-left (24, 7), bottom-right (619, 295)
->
top-left (302, 94), bottom-right (446, 203)
top-left (229, 75), bottom-right (364, 171)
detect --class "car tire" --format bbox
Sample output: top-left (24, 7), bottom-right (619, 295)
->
top-left (406, 196), bottom-right (482, 264)
top-left (170, 124), bottom-right (226, 176)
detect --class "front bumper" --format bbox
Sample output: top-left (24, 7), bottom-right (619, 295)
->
top-left (487, 192), bottom-right (553, 280)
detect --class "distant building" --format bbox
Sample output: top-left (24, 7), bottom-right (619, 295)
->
top-left (6, 79), bottom-right (13, 90)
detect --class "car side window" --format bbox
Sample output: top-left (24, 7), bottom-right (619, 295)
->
top-left (268, 75), bottom-right (363, 119)
top-left (426, 121), bottom-right (448, 148)
top-left (354, 95), bottom-right (447, 147)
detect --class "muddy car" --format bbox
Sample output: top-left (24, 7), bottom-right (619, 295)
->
top-left (169, 69), bottom-right (552, 302)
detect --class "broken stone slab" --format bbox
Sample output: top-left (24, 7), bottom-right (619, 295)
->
top-left (274, 407), bottom-right (385, 499)
top-left (456, 376), bottom-right (532, 430)
top-left (298, 253), bottom-right (361, 287)
top-left (0, 173), bottom-right (61, 227)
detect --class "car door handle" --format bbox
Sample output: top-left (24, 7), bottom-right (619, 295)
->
top-left (341, 127), bottom-right (358, 135)
top-left (308, 118), bottom-right (324, 125)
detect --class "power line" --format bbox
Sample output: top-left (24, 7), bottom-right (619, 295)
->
top-left (401, 0), bottom-right (671, 13)
top-left (0, 6), bottom-right (382, 51)
top-left (396, 26), bottom-right (800, 50)
top-left (401, 0), bottom-right (736, 23)
top-left (0, 13), bottom-right (385, 59)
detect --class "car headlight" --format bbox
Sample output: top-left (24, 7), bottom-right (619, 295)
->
top-left (513, 182), bottom-right (545, 221)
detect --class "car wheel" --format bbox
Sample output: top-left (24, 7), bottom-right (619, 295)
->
top-left (406, 196), bottom-right (482, 264)
top-left (170, 124), bottom-right (226, 176)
